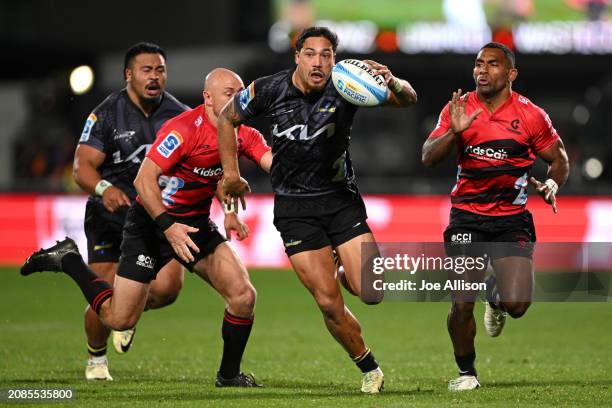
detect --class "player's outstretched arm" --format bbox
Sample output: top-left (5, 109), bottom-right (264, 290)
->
top-left (218, 99), bottom-right (251, 212)
top-left (529, 139), bottom-right (569, 213)
top-left (73, 144), bottom-right (131, 212)
top-left (362, 59), bottom-right (417, 107)
top-left (134, 158), bottom-right (200, 262)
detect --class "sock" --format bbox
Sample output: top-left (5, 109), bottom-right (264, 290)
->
top-left (455, 351), bottom-right (477, 377)
top-left (89, 355), bottom-right (107, 364)
top-left (87, 342), bottom-right (107, 357)
top-left (352, 348), bottom-right (379, 373)
top-left (218, 309), bottom-right (253, 379)
top-left (61, 253), bottom-right (113, 314)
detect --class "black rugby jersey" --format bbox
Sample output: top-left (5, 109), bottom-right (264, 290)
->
top-left (233, 69), bottom-right (359, 196)
top-left (78, 89), bottom-right (188, 200)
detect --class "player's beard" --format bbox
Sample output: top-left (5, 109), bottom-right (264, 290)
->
top-left (140, 93), bottom-right (162, 107)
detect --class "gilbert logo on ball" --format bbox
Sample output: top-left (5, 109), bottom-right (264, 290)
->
top-left (331, 59), bottom-right (388, 107)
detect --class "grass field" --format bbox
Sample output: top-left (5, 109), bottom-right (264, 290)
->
top-left (1, 267), bottom-right (610, 407)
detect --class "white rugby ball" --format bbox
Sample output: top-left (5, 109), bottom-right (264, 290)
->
top-left (331, 59), bottom-right (388, 107)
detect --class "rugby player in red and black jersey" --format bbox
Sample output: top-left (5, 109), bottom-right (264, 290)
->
top-left (21, 68), bottom-right (272, 387)
top-left (422, 42), bottom-right (569, 391)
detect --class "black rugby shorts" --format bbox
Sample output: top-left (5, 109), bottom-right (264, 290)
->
top-left (443, 207), bottom-right (536, 260)
top-left (84, 200), bottom-right (128, 263)
top-left (273, 189), bottom-right (372, 257)
top-left (117, 203), bottom-right (225, 283)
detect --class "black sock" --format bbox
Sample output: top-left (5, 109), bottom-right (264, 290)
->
top-left (87, 342), bottom-right (107, 357)
top-left (352, 348), bottom-right (379, 373)
top-left (455, 351), bottom-right (477, 376)
top-left (61, 253), bottom-right (112, 314)
top-left (218, 309), bottom-right (253, 379)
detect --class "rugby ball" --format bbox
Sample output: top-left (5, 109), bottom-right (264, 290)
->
top-left (331, 59), bottom-right (388, 107)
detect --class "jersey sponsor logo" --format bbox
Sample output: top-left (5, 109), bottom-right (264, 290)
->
top-left (464, 145), bottom-right (509, 161)
top-left (193, 166), bottom-right (223, 177)
top-left (113, 130), bottom-right (136, 140)
top-left (136, 254), bottom-right (155, 269)
top-left (518, 95), bottom-right (529, 105)
top-left (93, 242), bottom-right (114, 252)
top-left (272, 122), bottom-right (335, 141)
top-left (79, 113), bottom-right (97, 142)
top-left (451, 233), bottom-right (471, 244)
top-left (194, 116), bottom-right (203, 127)
top-left (239, 82), bottom-right (255, 110)
top-left (112, 144), bottom-right (152, 164)
top-left (284, 239), bottom-right (302, 248)
top-left (157, 131), bottom-right (183, 158)
top-left (318, 103), bottom-right (336, 113)
top-left (506, 119), bottom-right (522, 135)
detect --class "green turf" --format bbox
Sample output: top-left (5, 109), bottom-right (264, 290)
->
top-left (1, 267), bottom-right (610, 407)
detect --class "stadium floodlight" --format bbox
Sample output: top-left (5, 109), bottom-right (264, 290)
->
top-left (572, 105), bottom-right (590, 125)
top-left (69, 65), bottom-right (94, 95)
top-left (584, 157), bottom-right (603, 180)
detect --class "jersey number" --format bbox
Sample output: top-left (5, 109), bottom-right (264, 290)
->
top-left (512, 172), bottom-right (528, 205)
top-left (159, 176), bottom-right (185, 206)
top-left (332, 153), bottom-right (347, 182)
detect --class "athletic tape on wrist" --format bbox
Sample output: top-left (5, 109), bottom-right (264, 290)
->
top-left (94, 180), bottom-right (113, 197)
top-left (155, 212), bottom-right (175, 231)
top-left (222, 202), bottom-right (236, 215)
top-left (544, 179), bottom-right (558, 195)
top-left (389, 78), bottom-right (403, 94)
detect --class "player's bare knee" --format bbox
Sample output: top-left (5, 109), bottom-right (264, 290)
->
top-left (314, 292), bottom-right (342, 319)
top-left (228, 285), bottom-right (257, 316)
top-left (361, 289), bottom-right (383, 305)
top-left (451, 302), bottom-right (475, 321)
top-left (145, 291), bottom-right (179, 310)
top-left (148, 280), bottom-right (182, 309)
top-left (503, 301), bottom-right (530, 318)
top-left (106, 315), bottom-right (138, 331)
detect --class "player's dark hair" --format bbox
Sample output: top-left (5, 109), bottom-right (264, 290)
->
top-left (480, 42), bottom-right (515, 68)
top-left (295, 26), bottom-right (339, 52)
top-left (123, 42), bottom-right (166, 78)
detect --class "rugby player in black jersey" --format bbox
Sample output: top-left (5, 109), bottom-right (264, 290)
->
top-left (217, 26), bottom-right (417, 393)
top-left (72, 42), bottom-right (187, 380)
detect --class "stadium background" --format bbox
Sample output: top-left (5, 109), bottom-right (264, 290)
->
top-left (1, 1), bottom-right (610, 406)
